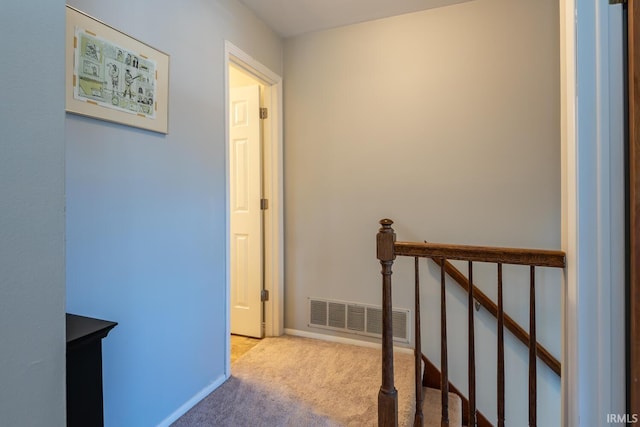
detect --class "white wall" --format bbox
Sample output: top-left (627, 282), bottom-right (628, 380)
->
top-left (284, 0), bottom-right (560, 424)
top-left (65, 1), bottom-right (282, 425)
top-left (0, 1), bottom-right (66, 426)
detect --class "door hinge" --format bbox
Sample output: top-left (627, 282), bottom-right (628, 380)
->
top-left (259, 107), bottom-right (268, 119)
top-left (261, 289), bottom-right (269, 302)
top-left (260, 198), bottom-right (269, 210)
top-left (609, 0), bottom-right (626, 4)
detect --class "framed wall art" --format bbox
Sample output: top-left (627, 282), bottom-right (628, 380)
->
top-left (65, 6), bottom-right (169, 134)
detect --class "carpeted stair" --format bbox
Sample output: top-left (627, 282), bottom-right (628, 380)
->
top-left (422, 386), bottom-right (463, 427)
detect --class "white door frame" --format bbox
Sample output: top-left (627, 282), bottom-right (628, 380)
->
top-left (224, 41), bottom-right (284, 374)
top-left (561, 1), bottom-right (626, 425)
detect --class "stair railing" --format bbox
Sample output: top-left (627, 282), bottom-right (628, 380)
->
top-left (376, 219), bottom-right (565, 427)
top-left (431, 257), bottom-right (561, 377)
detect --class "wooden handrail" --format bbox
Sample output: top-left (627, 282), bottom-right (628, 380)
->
top-left (395, 241), bottom-right (566, 268)
top-left (432, 258), bottom-right (561, 377)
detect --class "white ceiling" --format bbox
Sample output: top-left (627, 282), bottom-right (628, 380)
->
top-left (238, 0), bottom-right (473, 38)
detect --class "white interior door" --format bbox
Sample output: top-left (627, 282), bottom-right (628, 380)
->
top-left (230, 84), bottom-right (263, 338)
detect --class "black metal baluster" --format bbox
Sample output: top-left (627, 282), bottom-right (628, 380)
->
top-left (529, 266), bottom-right (537, 427)
top-left (414, 257), bottom-right (423, 427)
top-left (441, 259), bottom-right (449, 427)
top-left (468, 262), bottom-right (476, 427)
top-left (497, 264), bottom-right (505, 427)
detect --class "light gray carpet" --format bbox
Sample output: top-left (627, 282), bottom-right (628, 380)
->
top-left (171, 335), bottom-right (417, 426)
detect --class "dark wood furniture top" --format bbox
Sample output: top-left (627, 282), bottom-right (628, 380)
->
top-left (66, 313), bottom-right (118, 347)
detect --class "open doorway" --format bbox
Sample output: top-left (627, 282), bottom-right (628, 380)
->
top-left (224, 41), bottom-right (284, 375)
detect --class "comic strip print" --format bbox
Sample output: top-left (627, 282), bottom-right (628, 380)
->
top-left (74, 28), bottom-right (156, 118)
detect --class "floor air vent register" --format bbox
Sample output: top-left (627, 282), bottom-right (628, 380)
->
top-left (308, 298), bottom-right (410, 344)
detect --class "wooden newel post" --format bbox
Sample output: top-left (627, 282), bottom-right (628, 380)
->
top-left (377, 219), bottom-right (398, 427)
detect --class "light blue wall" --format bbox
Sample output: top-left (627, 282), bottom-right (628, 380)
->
top-left (0, 1), bottom-right (66, 426)
top-left (65, 1), bottom-right (282, 425)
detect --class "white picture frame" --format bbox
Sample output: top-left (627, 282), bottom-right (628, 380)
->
top-left (65, 5), bottom-right (169, 134)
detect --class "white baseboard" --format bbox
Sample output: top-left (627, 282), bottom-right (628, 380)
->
top-left (283, 328), bottom-right (413, 355)
top-left (156, 373), bottom-right (228, 427)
